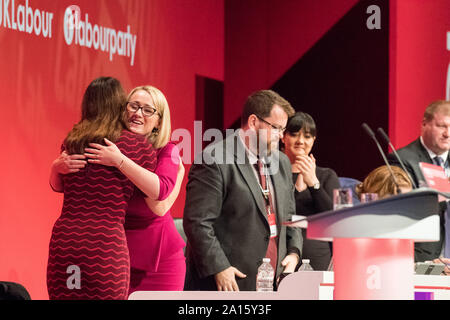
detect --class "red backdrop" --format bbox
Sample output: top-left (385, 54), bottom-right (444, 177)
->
top-left (389, 0), bottom-right (450, 148)
top-left (0, 0), bottom-right (223, 299)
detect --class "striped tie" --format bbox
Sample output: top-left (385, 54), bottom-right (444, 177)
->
top-left (434, 156), bottom-right (444, 168)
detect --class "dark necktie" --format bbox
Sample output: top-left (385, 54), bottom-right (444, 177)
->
top-left (256, 160), bottom-right (278, 272)
top-left (434, 156), bottom-right (444, 168)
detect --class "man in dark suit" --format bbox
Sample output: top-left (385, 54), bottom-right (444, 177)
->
top-left (388, 100), bottom-right (450, 262)
top-left (183, 90), bottom-right (302, 291)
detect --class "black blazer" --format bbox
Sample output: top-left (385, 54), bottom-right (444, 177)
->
top-left (293, 167), bottom-right (340, 217)
top-left (183, 131), bottom-right (303, 291)
top-left (387, 138), bottom-right (447, 261)
top-left (387, 138), bottom-right (450, 187)
top-left (292, 167), bottom-right (340, 271)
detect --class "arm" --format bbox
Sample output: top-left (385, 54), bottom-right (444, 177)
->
top-left (49, 151), bottom-right (87, 192)
top-left (282, 195), bottom-right (302, 272)
top-left (295, 153), bottom-right (335, 212)
top-left (309, 168), bottom-right (340, 213)
top-left (85, 138), bottom-right (160, 200)
top-left (295, 153), bottom-right (319, 190)
top-left (144, 159), bottom-right (185, 216)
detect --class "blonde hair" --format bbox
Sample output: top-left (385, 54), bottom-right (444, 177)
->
top-left (127, 86), bottom-right (172, 149)
top-left (356, 165), bottom-right (412, 199)
top-left (423, 100), bottom-right (450, 123)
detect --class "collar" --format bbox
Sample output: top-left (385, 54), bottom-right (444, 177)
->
top-left (420, 136), bottom-right (449, 162)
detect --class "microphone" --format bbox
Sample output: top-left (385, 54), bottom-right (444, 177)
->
top-left (361, 123), bottom-right (401, 194)
top-left (376, 127), bottom-right (418, 189)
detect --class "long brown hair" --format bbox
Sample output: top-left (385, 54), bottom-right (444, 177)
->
top-left (64, 77), bottom-right (127, 154)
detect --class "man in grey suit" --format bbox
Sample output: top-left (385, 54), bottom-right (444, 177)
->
top-left (183, 90), bottom-right (302, 291)
top-left (388, 100), bottom-right (450, 261)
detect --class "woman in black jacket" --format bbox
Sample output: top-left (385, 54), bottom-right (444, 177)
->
top-left (281, 112), bottom-right (340, 270)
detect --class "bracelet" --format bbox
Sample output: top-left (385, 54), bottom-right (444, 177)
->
top-left (118, 159), bottom-right (124, 170)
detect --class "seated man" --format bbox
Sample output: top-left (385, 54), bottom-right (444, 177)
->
top-left (387, 100), bottom-right (450, 262)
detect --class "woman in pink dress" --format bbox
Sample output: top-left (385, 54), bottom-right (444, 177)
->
top-left (47, 77), bottom-right (157, 299)
top-left (54, 85), bottom-right (186, 294)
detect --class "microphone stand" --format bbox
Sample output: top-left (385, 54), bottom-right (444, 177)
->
top-left (361, 123), bottom-right (401, 194)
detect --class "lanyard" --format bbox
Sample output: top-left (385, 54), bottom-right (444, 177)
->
top-left (256, 161), bottom-right (277, 238)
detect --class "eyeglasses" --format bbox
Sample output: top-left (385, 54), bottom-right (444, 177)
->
top-left (255, 115), bottom-right (286, 133)
top-left (127, 101), bottom-right (158, 117)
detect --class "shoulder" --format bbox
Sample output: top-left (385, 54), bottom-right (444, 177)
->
top-left (116, 130), bottom-right (147, 146)
top-left (117, 130), bottom-right (156, 159)
top-left (157, 142), bottom-right (180, 166)
top-left (267, 151), bottom-right (292, 179)
top-left (316, 166), bottom-right (337, 176)
top-left (157, 141), bottom-right (179, 157)
top-left (395, 138), bottom-right (428, 162)
top-left (316, 166), bottom-right (339, 181)
top-left (277, 150), bottom-right (292, 169)
top-left (397, 138), bottom-right (422, 154)
top-left (194, 134), bottom-right (231, 166)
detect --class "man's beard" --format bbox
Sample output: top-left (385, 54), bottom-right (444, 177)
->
top-left (256, 129), bottom-right (278, 158)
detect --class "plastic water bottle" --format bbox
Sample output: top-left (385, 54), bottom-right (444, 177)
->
top-left (298, 259), bottom-right (314, 271)
top-left (256, 258), bottom-right (274, 292)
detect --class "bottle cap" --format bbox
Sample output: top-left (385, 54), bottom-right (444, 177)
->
top-left (263, 258), bottom-right (271, 263)
top-left (302, 259), bottom-right (310, 264)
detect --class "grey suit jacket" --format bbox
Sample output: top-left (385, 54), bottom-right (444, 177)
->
top-left (183, 131), bottom-right (302, 291)
top-left (387, 138), bottom-right (447, 261)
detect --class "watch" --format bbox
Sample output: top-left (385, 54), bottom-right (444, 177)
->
top-left (312, 181), bottom-right (320, 190)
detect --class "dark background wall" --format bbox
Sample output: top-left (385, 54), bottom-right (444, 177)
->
top-left (224, 0), bottom-right (388, 181)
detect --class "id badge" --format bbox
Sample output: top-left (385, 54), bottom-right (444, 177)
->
top-left (267, 211), bottom-right (277, 238)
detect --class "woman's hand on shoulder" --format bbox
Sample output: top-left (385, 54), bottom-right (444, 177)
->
top-left (53, 151), bottom-right (87, 174)
top-left (84, 138), bottom-right (124, 167)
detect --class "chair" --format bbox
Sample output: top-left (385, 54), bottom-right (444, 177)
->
top-left (173, 218), bottom-right (187, 248)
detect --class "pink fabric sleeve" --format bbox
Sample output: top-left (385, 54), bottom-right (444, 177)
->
top-left (156, 142), bottom-right (180, 201)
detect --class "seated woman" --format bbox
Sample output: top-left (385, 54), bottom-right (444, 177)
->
top-left (355, 165), bottom-right (450, 272)
top-left (355, 165), bottom-right (413, 199)
top-left (281, 112), bottom-right (340, 271)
